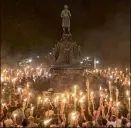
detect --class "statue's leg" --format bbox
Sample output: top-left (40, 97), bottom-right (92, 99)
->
top-left (63, 27), bottom-right (65, 34)
top-left (68, 27), bottom-right (71, 34)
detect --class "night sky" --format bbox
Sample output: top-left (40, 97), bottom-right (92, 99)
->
top-left (2, 0), bottom-right (130, 65)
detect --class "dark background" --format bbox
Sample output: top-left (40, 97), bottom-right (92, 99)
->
top-left (1, 0), bottom-right (130, 67)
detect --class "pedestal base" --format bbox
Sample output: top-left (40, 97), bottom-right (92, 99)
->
top-left (49, 66), bottom-right (86, 91)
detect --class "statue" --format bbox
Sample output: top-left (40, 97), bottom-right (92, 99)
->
top-left (61, 5), bottom-right (71, 34)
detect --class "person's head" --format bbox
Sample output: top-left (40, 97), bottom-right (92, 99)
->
top-left (118, 113), bottom-right (122, 119)
top-left (28, 116), bottom-right (34, 123)
top-left (87, 121), bottom-right (93, 127)
top-left (87, 115), bottom-right (92, 121)
top-left (121, 118), bottom-right (127, 126)
top-left (97, 117), bottom-right (102, 126)
top-left (17, 103), bottom-right (22, 109)
top-left (22, 119), bottom-right (29, 126)
top-left (102, 118), bottom-right (107, 126)
top-left (111, 115), bottom-right (116, 122)
top-left (64, 5), bottom-right (68, 9)
top-left (123, 103), bottom-right (127, 108)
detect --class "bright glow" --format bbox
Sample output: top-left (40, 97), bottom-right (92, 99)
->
top-left (126, 91), bottom-right (129, 96)
top-left (99, 86), bottom-right (102, 91)
top-left (75, 98), bottom-right (77, 102)
top-left (24, 98), bottom-right (27, 102)
top-left (110, 97), bottom-right (112, 101)
top-left (1, 77), bottom-right (4, 82)
top-left (28, 59), bottom-right (32, 63)
top-left (71, 112), bottom-right (76, 121)
top-left (79, 98), bottom-right (83, 103)
top-left (72, 93), bottom-right (75, 97)
top-left (44, 98), bottom-right (48, 102)
top-left (80, 92), bottom-right (83, 96)
top-left (62, 98), bottom-right (66, 103)
top-left (13, 114), bottom-right (17, 118)
top-left (96, 60), bottom-right (99, 64)
top-left (110, 75), bottom-right (113, 79)
top-left (12, 78), bottom-right (17, 83)
top-left (44, 119), bottom-right (52, 125)
top-left (61, 94), bottom-right (65, 98)
top-left (91, 91), bottom-right (93, 96)
top-left (117, 102), bottom-right (120, 106)
top-left (72, 116), bottom-right (76, 120)
top-left (72, 112), bottom-right (76, 117)
top-left (31, 107), bottom-right (34, 110)
top-left (27, 83), bottom-right (29, 88)
top-left (17, 87), bottom-right (22, 93)
top-left (2, 103), bottom-right (6, 107)
top-left (56, 96), bottom-right (59, 100)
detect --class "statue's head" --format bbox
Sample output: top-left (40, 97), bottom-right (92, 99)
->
top-left (64, 5), bottom-right (68, 9)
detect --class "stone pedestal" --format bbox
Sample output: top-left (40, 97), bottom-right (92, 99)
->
top-left (49, 66), bottom-right (86, 90)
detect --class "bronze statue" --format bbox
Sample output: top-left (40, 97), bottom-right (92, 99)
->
top-left (61, 5), bottom-right (71, 34)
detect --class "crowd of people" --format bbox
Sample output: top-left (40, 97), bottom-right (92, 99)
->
top-left (0, 66), bottom-right (130, 127)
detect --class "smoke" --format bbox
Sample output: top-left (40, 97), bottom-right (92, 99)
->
top-left (1, 41), bottom-right (23, 68)
top-left (1, 0), bottom-right (130, 67)
top-left (82, 0), bottom-right (130, 65)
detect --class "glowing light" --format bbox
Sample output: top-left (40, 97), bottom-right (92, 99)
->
top-left (13, 114), bottom-right (17, 118)
top-left (96, 60), bottom-right (99, 64)
top-left (17, 87), bottom-right (22, 93)
top-left (44, 98), bottom-right (48, 102)
top-left (62, 98), bottom-right (66, 103)
top-left (126, 91), bottom-right (129, 96)
top-left (110, 75), bottom-right (113, 79)
top-left (71, 112), bottom-right (76, 121)
top-left (29, 93), bottom-right (31, 96)
top-left (79, 98), bottom-right (84, 103)
top-left (24, 98), bottom-right (27, 102)
top-left (28, 59), bottom-right (32, 63)
top-left (61, 94), bottom-right (65, 98)
top-left (31, 107), bottom-right (34, 110)
top-left (2, 103), bottom-right (6, 107)
top-left (72, 93), bottom-right (75, 97)
top-left (86, 57), bottom-right (89, 59)
top-left (27, 83), bottom-right (29, 88)
top-left (99, 86), bottom-right (102, 91)
top-left (44, 119), bottom-right (52, 125)
top-left (80, 92), bottom-right (83, 96)
top-left (1, 77), bottom-right (4, 82)
top-left (110, 97), bottom-right (112, 101)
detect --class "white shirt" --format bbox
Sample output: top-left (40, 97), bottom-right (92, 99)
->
top-left (4, 119), bottom-right (13, 127)
top-left (108, 121), bottom-right (116, 127)
top-left (116, 119), bottom-right (122, 127)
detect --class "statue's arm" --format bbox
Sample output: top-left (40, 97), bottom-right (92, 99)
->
top-left (68, 10), bottom-right (71, 17)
